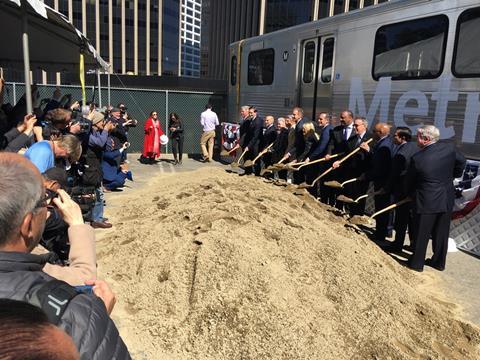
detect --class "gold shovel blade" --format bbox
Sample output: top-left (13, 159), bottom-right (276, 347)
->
top-left (324, 180), bottom-right (343, 188)
top-left (336, 194), bottom-right (355, 204)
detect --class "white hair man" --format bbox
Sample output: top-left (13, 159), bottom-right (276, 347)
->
top-left (405, 125), bottom-right (466, 272)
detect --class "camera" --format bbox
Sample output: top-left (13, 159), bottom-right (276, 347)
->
top-left (70, 118), bottom-right (91, 133)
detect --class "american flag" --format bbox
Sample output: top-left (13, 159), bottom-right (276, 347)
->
top-left (453, 160), bottom-right (480, 220)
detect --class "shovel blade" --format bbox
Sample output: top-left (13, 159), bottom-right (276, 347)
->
top-left (297, 182), bottom-right (312, 189)
top-left (336, 194), bottom-right (355, 204)
top-left (324, 180), bottom-right (343, 189)
top-left (230, 162), bottom-right (240, 168)
top-left (220, 150), bottom-right (230, 156)
top-left (243, 160), bottom-right (254, 168)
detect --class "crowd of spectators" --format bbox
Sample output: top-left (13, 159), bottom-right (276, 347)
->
top-left (0, 77), bottom-right (134, 359)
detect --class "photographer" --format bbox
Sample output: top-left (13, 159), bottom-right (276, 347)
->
top-left (103, 139), bottom-right (133, 191)
top-left (109, 103), bottom-right (137, 163)
top-left (83, 111), bottom-right (116, 229)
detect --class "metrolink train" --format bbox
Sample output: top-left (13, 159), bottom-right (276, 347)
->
top-left (228, 0), bottom-right (480, 159)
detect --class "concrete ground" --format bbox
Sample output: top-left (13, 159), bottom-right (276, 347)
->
top-left (106, 153), bottom-right (480, 327)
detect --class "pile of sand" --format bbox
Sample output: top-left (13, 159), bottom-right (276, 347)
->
top-left (97, 168), bottom-right (480, 359)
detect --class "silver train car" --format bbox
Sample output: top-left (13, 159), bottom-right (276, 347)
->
top-left (228, 0), bottom-right (480, 159)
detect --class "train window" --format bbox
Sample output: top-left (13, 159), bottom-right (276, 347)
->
top-left (230, 56), bottom-right (237, 86)
top-left (302, 41), bottom-right (316, 83)
top-left (248, 49), bottom-right (275, 86)
top-left (453, 7), bottom-right (480, 77)
top-left (321, 38), bottom-right (335, 83)
top-left (372, 15), bottom-right (448, 80)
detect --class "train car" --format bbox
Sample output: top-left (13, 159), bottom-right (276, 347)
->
top-left (228, 0), bottom-right (480, 159)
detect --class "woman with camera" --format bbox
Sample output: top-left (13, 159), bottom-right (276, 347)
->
top-left (168, 112), bottom-right (184, 165)
top-left (141, 111), bottom-right (164, 164)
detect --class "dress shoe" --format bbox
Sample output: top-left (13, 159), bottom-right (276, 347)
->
top-left (425, 258), bottom-right (445, 271)
top-left (381, 243), bottom-right (403, 253)
top-left (91, 221), bottom-right (113, 229)
top-left (403, 245), bottom-right (415, 252)
top-left (407, 264), bottom-right (424, 273)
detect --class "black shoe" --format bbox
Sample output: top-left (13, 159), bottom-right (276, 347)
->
top-left (403, 245), bottom-right (415, 252)
top-left (425, 258), bottom-right (445, 271)
top-left (407, 263), bottom-right (424, 272)
top-left (381, 243), bottom-right (403, 253)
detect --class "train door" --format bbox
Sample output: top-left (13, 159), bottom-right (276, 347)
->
top-left (299, 36), bottom-right (335, 120)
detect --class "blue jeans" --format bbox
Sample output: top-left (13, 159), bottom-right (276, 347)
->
top-left (92, 187), bottom-right (105, 222)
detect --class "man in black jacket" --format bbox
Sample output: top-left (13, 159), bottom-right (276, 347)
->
top-left (405, 125), bottom-right (466, 272)
top-left (0, 153), bottom-right (131, 360)
top-left (382, 127), bottom-right (419, 252)
top-left (259, 115), bottom-right (277, 169)
top-left (242, 106), bottom-right (263, 175)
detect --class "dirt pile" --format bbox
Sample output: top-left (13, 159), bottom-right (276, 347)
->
top-left (97, 167), bottom-right (480, 359)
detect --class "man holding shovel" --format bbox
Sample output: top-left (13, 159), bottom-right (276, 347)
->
top-left (241, 107), bottom-right (263, 175)
top-left (405, 125), bottom-right (465, 272)
top-left (359, 122), bottom-right (394, 241)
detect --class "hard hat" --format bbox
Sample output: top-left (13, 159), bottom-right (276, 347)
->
top-left (160, 134), bottom-right (169, 145)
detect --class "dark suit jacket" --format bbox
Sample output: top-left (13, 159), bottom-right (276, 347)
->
top-left (344, 131), bottom-right (373, 178)
top-left (367, 135), bottom-right (394, 188)
top-left (244, 116), bottom-right (263, 150)
top-left (327, 124), bottom-right (357, 156)
top-left (292, 117), bottom-right (308, 159)
top-left (272, 128), bottom-right (289, 163)
top-left (386, 141), bottom-right (419, 198)
top-left (297, 133), bottom-right (320, 162)
top-left (286, 127), bottom-right (296, 156)
top-left (260, 124), bottom-right (277, 150)
top-left (405, 141), bottom-right (466, 214)
top-left (309, 124), bottom-right (332, 160)
top-left (239, 117), bottom-right (250, 148)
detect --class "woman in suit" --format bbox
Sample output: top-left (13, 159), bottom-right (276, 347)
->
top-left (168, 112), bottom-right (184, 165)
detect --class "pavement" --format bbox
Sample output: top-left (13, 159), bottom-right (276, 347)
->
top-left (106, 153), bottom-right (480, 327)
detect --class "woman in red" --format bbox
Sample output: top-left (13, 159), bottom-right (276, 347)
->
top-left (141, 111), bottom-right (164, 164)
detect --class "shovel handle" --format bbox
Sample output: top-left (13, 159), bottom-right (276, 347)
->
top-left (337, 138), bottom-right (373, 166)
top-left (228, 146), bottom-right (239, 155)
top-left (310, 166), bottom-right (334, 187)
top-left (237, 148), bottom-right (248, 163)
top-left (341, 177), bottom-right (358, 187)
top-left (370, 197), bottom-right (411, 219)
top-left (298, 153), bottom-right (341, 170)
top-left (252, 142), bottom-right (274, 164)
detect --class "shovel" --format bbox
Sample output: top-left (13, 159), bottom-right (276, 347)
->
top-left (336, 189), bottom-right (383, 204)
top-left (324, 177), bottom-right (359, 189)
top-left (230, 148), bottom-right (248, 168)
top-left (289, 153), bottom-right (341, 172)
top-left (220, 145), bottom-right (239, 157)
top-left (242, 143), bottom-right (274, 168)
top-left (260, 157), bottom-right (288, 176)
top-left (297, 139), bottom-right (373, 189)
top-left (350, 197), bottom-right (412, 225)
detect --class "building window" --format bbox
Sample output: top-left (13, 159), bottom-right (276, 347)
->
top-left (453, 7), bottom-right (480, 78)
top-left (302, 41), bottom-right (316, 83)
top-left (231, 56), bottom-right (237, 86)
top-left (321, 38), bottom-right (334, 83)
top-left (248, 49), bottom-right (275, 86)
top-left (372, 15), bottom-right (448, 80)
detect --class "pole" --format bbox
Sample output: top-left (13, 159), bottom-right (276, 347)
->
top-left (165, 90), bottom-right (169, 153)
top-left (107, 66), bottom-right (111, 106)
top-left (21, 2), bottom-right (32, 114)
top-left (97, 69), bottom-right (102, 107)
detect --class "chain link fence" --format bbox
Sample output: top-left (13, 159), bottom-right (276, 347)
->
top-left (3, 82), bottom-right (226, 154)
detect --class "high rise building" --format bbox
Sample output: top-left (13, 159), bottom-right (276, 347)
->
top-left (180, 0), bottom-right (202, 77)
top-left (201, 0), bottom-right (390, 80)
top-left (33, 0), bottom-right (195, 83)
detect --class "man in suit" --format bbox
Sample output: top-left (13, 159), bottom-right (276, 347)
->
top-left (242, 106), bottom-right (263, 175)
top-left (258, 115), bottom-right (277, 171)
top-left (309, 112), bottom-right (333, 202)
top-left (405, 125), bottom-right (466, 272)
top-left (382, 127), bottom-right (419, 252)
top-left (290, 107), bottom-right (308, 183)
top-left (328, 111), bottom-right (368, 210)
top-left (360, 122), bottom-right (394, 240)
top-left (341, 116), bottom-right (373, 215)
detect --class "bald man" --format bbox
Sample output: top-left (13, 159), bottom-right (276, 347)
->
top-left (361, 122), bottom-right (394, 243)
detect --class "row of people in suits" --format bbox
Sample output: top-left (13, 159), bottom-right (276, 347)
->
top-left (235, 106), bottom-right (466, 272)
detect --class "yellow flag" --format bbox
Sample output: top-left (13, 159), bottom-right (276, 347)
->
top-left (79, 54), bottom-right (86, 104)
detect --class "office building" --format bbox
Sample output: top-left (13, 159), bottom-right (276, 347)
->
top-left (201, 0), bottom-right (390, 80)
top-left (180, 0), bottom-right (202, 77)
top-left (35, 0), bottom-right (187, 84)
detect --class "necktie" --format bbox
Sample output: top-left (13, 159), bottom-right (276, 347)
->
top-left (343, 127), bottom-right (348, 140)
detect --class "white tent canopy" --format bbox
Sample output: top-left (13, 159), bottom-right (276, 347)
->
top-left (0, 0), bottom-right (108, 72)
